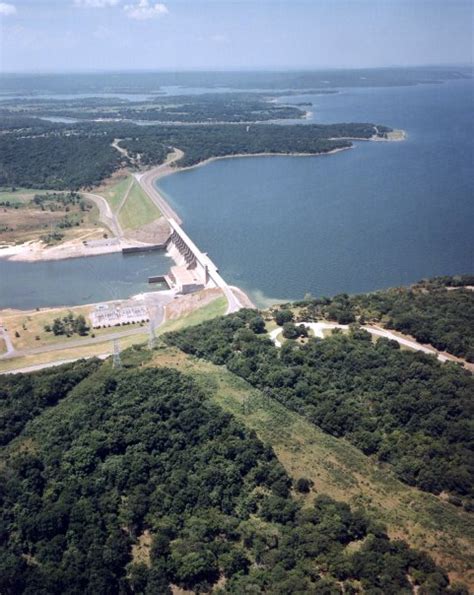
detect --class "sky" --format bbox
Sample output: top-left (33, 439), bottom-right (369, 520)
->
top-left (0, 0), bottom-right (472, 72)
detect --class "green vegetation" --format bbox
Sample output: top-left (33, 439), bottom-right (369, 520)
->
top-left (101, 175), bottom-right (133, 212)
top-left (0, 92), bottom-right (305, 124)
top-left (44, 312), bottom-right (90, 337)
top-left (0, 116), bottom-right (389, 189)
top-left (0, 131), bottom-right (120, 190)
top-left (0, 361), bottom-right (466, 593)
top-left (119, 121), bottom-right (386, 168)
top-left (161, 348), bottom-right (472, 584)
top-left (156, 296), bottom-right (228, 336)
top-left (0, 184), bottom-right (102, 244)
top-left (118, 180), bottom-right (161, 230)
top-left (0, 358), bottom-right (101, 446)
top-left (295, 275), bottom-right (474, 360)
top-left (165, 309), bottom-right (474, 501)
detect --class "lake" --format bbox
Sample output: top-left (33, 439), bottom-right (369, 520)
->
top-left (0, 251), bottom-right (170, 310)
top-left (157, 79), bottom-right (474, 305)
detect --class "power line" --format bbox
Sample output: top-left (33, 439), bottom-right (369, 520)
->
top-left (112, 339), bottom-right (122, 369)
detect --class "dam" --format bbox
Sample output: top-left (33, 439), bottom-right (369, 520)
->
top-left (137, 164), bottom-right (243, 313)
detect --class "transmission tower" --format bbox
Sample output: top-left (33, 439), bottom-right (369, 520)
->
top-left (112, 339), bottom-right (122, 369)
top-left (148, 320), bottom-right (156, 350)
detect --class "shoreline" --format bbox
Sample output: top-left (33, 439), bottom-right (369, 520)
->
top-left (152, 145), bottom-right (353, 181)
top-left (0, 130), bottom-right (404, 264)
top-left (0, 237), bottom-right (160, 263)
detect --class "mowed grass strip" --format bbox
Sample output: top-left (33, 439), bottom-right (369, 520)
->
top-left (119, 181), bottom-right (161, 230)
top-left (156, 296), bottom-right (227, 336)
top-left (147, 346), bottom-right (474, 588)
top-left (101, 176), bottom-right (132, 213)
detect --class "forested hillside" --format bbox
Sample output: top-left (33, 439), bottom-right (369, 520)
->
top-left (0, 116), bottom-right (388, 189)
top-left (0, 133), bottom-right (120, 190)
top-left (0, 362), bottom-right (466, 594)
top-left (165, 309), bottom-right (474, 502)
top-left (0, 358), bottom-right (101, 446)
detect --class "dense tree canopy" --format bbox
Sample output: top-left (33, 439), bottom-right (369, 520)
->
top-left (0, 362), bottom-right (464, 594)
top-left (165, 308), bottom-right (474, 501)
top-left (0, 116), bottom-right (388, 189)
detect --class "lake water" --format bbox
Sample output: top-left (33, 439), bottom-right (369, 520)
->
top-left (157, 79), bottom-right (474, 305)
top-left (0, 251), bottom-right (170, 310)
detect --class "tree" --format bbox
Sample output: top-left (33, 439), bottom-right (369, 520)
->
top-left (295, 477), bottom-right (313, 493)
top-left (249, 316), bottom-right (266, 334)
top-left (282, 322), bottom-right (299, 339)
top-left (275, 309), bottom-right (294, 326)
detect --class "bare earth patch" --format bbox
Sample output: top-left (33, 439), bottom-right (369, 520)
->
top-left (131, 530), bottom-right (152, 567)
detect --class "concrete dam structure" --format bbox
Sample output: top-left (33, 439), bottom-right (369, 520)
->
top-left (137, 164), bottom-right (243, 313)
top-left (165, 219), bottom-right (213, 294)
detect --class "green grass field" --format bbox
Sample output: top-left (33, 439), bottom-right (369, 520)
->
top-left (0, 188), bottom-right (46, 205)
top-left (118, 180), bottom-right (161, 230)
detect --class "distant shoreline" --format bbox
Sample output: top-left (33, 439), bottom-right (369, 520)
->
top-left (151, 130), bottom-right (406, 181)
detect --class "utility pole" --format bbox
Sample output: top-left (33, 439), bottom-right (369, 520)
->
top-left (112, 339), bottom-right (122, 369)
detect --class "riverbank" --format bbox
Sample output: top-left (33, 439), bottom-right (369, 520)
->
top-left (0, 235), bottom-right (159, 263)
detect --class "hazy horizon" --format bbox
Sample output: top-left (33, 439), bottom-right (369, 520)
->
top-left (1, 63), bottom-right (472, 76)
top-left (0, 0), bottom-right (472, 73)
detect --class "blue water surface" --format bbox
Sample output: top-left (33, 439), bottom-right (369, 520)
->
top-left (157, 79), bottom-right (474, 305)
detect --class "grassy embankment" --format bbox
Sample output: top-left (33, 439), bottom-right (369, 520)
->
top-left (99, 174), bottom-right (161, 230)
top-left (118, 180), bottom-right (161, 230)
top-left (99, 175), bottom-right (131, 213)
top-left (145, 344), bottom-right (474, 588)
top-left (0, 296), bottom-right (226, 374)
top-left (0, 188), bottom-right (104, 245)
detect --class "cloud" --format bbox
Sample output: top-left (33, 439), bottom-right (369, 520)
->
top-left (74, 0), bottom-right (120, 7)
top-left (124, 0), bottom-right (168, 20)
top-left (0, 2), bottom-right (16, 16)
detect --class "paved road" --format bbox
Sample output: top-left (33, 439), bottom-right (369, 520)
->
top-left (269, 321), bottom-right (462, 365)
top-left (0, 325), bottom-right (15, 356)
top-left (135, 149), bottom-right (184, 224)
top-left (82, 192), bottom-right (123, 238)
top-left (212, 270), bottom-right (243, 314)
top-left (0, 326), bottom-right (147, 361)
top-left (0, 354), bottom-right (110, 376)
